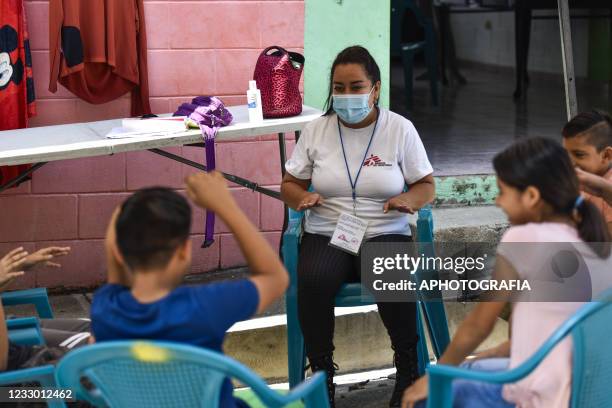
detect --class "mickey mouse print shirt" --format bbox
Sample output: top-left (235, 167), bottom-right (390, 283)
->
top-left (0, 0), bottom-right (35, 187)
top-left (48, 0), bottom-right (151, 116)
top-left (1, 0), bottom-right (35, 130)
top-left (285, 109), bottom-right (433, 239)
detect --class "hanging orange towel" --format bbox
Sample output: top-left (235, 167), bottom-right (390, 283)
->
top-left (48, 0), bottom-right (151, 116)
top-left (0, 0), bottom-right (35, 187)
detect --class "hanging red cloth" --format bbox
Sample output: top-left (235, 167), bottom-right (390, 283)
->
top-left (0, 0), bottom-right (35, 187)
top-left (48, 0), bottom-right (152, 116)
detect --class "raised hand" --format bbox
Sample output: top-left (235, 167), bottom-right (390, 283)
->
top-left (22, 246), bottom-right (71, 270)
top-left (0, 248), bottom-right (29, 289)
top-left (185, 171), bottom-right (236, 214)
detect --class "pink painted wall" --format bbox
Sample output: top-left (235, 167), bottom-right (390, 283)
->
top-left (0, 0), bottom-right (304, 290)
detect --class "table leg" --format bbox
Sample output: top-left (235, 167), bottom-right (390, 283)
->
top-left (278, 132), bottom-right (287, 176)
top-left (278, 132), bottom-right (288, 258)
top-left (0, 162), bottom-right (47, 193)
top-left (514, 0), bottom-right (532, 99)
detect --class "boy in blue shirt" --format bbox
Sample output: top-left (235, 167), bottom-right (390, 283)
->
top-left (90, 171), bottom-right (289, 408)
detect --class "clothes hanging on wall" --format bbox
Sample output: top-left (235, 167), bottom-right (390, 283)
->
top-left (48, 0), bottom-right (152, 116)
top-left (0, 0), bottom-right (35, 187)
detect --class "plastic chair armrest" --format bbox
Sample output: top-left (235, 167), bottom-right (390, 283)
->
top-left (1, 288), bottom-right (54, 319)
top-left (6, 317), bottom-right (40, 329)
top-left (0, 365), bottom-right (56, 386)
top-left (7, 317), bottom-right (44, 345)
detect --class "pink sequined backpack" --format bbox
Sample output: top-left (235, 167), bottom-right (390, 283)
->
top-left (253, 46), bottom-right (305, 118)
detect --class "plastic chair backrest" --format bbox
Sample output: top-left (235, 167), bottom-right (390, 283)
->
top-left (570, 290), bottom-right (612, 407)
top-left (56, 341), bottom-right (328, 408)
top-left (391, 0), bottom-right (431, 53)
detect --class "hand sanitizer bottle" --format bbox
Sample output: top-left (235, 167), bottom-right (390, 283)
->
top-left (247, 80), bottom-right (264, 122)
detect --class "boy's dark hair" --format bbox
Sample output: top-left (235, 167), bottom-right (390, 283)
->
top-left (116, 187), bottom-right (192, 270)
top-left (493, 137), bottom-right (610, 257)
top-left (323, 45), bottom-right (381, 116)
top-left (562, 110), bottom-right (612, 151)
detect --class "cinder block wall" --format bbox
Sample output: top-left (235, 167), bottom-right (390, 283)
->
top-left (0, 0), bottom-right (304, 290)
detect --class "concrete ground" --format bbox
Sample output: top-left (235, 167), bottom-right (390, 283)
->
top-left (391, 61), bottom-right (612, 175)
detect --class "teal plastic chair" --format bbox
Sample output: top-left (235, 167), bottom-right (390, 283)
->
top-left (426, 288), bottom-right (612, 408)
top-left (283, 205), bottom-right (450, 388)
top-left (2, 288), bottom-right (54, 318)
top-left (0, 319), bottom-right (64, 408)
top-left (7, 316), bottom-right (45, 345)
top-left (391, 0), bottom-right (439, 111)
top-left (56, 340), bottom-right (330, 408)
top-left (0, 365), bottom-right (64, 408)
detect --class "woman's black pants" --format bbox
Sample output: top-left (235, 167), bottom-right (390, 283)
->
top-left (297, 232), bottom-right (418, 359)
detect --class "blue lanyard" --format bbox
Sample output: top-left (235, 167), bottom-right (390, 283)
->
top-left (337, 110), bottom-right (380, 214)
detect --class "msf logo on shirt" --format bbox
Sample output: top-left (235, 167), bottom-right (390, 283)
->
top-left (363, 154), bottom-right (392, 167)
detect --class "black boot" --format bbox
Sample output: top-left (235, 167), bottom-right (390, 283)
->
top-left (308, 354), bottom-right (338, 407)
top-left (389, 345), bottom-right (420, 407)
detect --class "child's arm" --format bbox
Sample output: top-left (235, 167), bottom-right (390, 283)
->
top-left (576, 167), bottom-right (612, 206)
top-left (186, 172), bottom-right (289, 314)
top-left (104, 209), bottom-right (132, 286)
top-left (466, 339), bottom-right (511, 361)
top-left (402, 255), bottom-right (518, 407)
top-left (0, 303), bottom-right (8, 371)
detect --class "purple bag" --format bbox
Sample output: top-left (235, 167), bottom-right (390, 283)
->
top-left (175, 96), bottom-right (233, 248)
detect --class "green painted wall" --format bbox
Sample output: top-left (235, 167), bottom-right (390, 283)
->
top-left (304, 0), bottom-right (390, 110)
top-left (433, 175), bottom-right (499, 207)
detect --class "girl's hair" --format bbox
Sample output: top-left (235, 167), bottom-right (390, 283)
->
top-left (323, 46), bottom-right (381, 116)
top-left (493, 137), bottom-right (610, 257)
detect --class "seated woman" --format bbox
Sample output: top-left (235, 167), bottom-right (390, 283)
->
top-left (281, 45), bottom-right (435, 407)
top-left (402, 138), bottom-right (611, 408)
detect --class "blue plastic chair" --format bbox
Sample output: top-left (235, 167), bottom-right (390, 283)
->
top-left (2, 288), bottom-right (54, 318)
top-left (0, 365), bottom-right (64, 408)
top-left (283, 205), bottom-right (450, 388)
top-left (391, 0), bottom-right (439, 110)
top-left (56, 340), bottom-right (329, 408)
top-left (0, 311), bottom-right (64, 408)
top-left (426, 288), bottom-right (612, 408)
top-left (7, 316), bottom-right (45, 345)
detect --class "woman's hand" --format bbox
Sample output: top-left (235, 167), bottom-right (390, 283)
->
top-left (297, 192), bottom-right (323, 211)
top-left (402, 375), bottom-right (428, 408)
top-left (22, 246), bottom-right (71, 270)
top-left (0, 248), bottom-right (29, 289)
top-left (384, 194), bottom-right (418, 214)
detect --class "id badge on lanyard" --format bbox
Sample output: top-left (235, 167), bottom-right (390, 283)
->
top-left (329, 112), bottom-right (379, 255)
top-left (330, 212), bottom-right (368, 255)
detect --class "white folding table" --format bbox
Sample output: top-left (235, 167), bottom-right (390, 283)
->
top-left (0, 104), bottom-right (322, 248)
top-left (0, 105), bottom-right (322, 196)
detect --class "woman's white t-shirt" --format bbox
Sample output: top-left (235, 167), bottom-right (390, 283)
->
top-left (285, 109), bottom-right (433, 239)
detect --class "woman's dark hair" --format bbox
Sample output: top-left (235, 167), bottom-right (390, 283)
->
top-left (493, 137), bottom-right (610, 257)
top-left (116, 187), bottom-right (192, 270)
top-left (323, 45), bottom-right (381, 116)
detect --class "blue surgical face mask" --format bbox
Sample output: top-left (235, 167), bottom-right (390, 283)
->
top-left (332, 87), bottom-right (375, 124)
